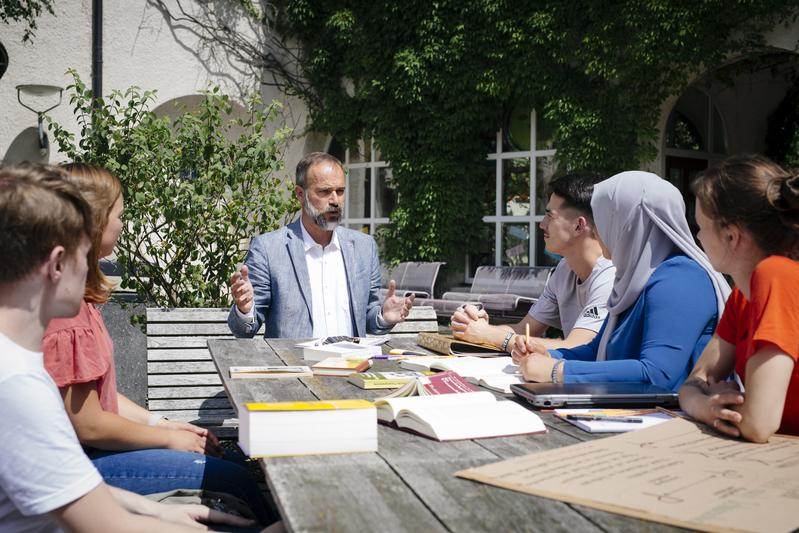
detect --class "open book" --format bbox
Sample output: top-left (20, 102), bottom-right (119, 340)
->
top-left (377, 371), bottom-right (479, 399)
top-left (416, 332), bottom-right (505, 357)
top-left (400, 356), bottom-right (524, 393)
top-left (374, 391), bottom-right (546, 441)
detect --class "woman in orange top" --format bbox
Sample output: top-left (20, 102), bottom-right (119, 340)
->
top-left (679, 155), bottom-right (799, 442)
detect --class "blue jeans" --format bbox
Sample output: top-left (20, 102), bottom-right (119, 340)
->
top-left (87, 448), bottom-right (274, 526)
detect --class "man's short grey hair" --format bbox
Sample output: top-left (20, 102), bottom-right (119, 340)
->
top-left (296, 152), bottom-right (345, 189)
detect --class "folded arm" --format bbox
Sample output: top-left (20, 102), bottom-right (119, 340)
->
top-left (62, 382), bottom-right (211, 454)
top-left (681, 337), bottom-right (794, 442)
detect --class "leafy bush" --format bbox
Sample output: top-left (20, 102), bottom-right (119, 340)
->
top-left (49, 70), bottom-right (298, 307)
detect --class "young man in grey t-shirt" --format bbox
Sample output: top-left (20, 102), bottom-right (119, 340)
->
top-left (451, 173), bottom-right (615, 351)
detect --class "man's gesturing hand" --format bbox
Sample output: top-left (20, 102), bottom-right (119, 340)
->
top-left (230, 265), bottom-right (254, 314)
top-left (381, 280), bottom-right (415, 325)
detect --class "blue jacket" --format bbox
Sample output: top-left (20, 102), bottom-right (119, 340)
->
top-left (551, 255), bottom-right (718, 391)
top-left (227, 219), bottom-right (391, 338)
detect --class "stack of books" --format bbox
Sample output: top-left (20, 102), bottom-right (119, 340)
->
top-left (347, 371), bottom-right (425, 390)
top-left (300, 341), bottom-right (382, 362)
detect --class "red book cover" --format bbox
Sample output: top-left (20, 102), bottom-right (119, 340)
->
top-left (422, 371), bottom-right (479, 395)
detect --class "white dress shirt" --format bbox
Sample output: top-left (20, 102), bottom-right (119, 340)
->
top-left (234, 222), bottom-right (355, 337)
top-left (299, 222), bottom-right (354, 337)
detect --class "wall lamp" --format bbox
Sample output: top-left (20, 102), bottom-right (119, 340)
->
top-left (16, 84), bottom-right (63, 154)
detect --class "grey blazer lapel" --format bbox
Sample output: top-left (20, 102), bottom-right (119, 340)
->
top-left (337, 229), bottom-right (361, 332)
top-left (286, 220), bottom-right (312, 319)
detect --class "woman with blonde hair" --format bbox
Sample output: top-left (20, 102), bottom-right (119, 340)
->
top-left (679, 155), bottom-right (799, 442)
top-left (43, 163), bottom-right (274, 526)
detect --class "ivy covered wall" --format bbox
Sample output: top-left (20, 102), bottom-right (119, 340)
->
top-left (273, 1), bottom-right (797, 264)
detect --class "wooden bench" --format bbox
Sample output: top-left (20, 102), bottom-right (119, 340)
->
top-left (419, 266), bottom-right (553, 318)
top-left (146, 308), bottom-right (245, 437)
top-left (145, 305), bottom-right (438, 436)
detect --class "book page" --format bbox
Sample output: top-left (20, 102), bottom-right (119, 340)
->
top-left (399, 356), bottom-right (454, 372)
top-left (399, 401), bottom-right (545, 441)
top-left (457, 418), bottom-right (799, 533)
top-left (375, 391), bottom-right (495, 422)
top-left (435, 356), bottom-right (519, 379)
top-left (474, 374), bottom-right (524, 394)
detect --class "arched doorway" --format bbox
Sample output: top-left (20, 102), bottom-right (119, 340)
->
top-left (664, 86), bottom-right (726, 232)
top-left (664, 51), bottom-right (799, 231)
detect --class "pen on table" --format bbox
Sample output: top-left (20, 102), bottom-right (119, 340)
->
top-left (389, 349), bottom-right (429, 356)
top-left (566, 414), bottom-right (643, 423)
top-left (371, 349), bottom-right (431, 359)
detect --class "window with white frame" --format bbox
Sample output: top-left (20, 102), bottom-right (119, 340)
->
top-left (328, 137), bottom-right (396, 236)
top-left (466, 107), bottom-right (558, 279)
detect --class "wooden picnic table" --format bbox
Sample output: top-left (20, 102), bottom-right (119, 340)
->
top-left (208, 337), bottom-right (687, 533)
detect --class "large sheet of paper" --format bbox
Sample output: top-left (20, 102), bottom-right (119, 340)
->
top-left (456, 418), bottom-right (799, 533)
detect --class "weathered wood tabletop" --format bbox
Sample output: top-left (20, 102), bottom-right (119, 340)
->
top-left (208, 338), bottom-right (689, 533)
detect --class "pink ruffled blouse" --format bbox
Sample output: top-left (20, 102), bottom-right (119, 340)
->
top-left (43, 299), bottom-right (119, 414)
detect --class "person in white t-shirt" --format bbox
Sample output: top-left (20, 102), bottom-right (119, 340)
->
top-left (0, 165), bottom-right (255, 533)
top-left (451, 173), bottom-right (615, 352)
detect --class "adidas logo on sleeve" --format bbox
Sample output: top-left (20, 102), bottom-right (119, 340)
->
top-left (582, 306), bottom-right (601, 319)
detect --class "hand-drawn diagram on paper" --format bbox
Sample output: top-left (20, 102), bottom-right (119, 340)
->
top-left (456, 418), bottom-right (799, 533)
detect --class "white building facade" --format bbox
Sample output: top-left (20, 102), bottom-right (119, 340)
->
top-left (2, 3), bottom-right (798, 280)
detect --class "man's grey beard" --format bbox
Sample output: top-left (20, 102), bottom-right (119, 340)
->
top-left (303, 195), bottom-right (342, 231)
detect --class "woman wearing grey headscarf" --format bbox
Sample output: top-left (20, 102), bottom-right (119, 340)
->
top-left (513, 171), bottom-right (730, 391)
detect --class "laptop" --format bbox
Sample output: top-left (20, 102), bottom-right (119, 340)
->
top-left (510, 382), bottom-right (679, 408)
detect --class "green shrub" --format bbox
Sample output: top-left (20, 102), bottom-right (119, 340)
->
top-left (49, 70), bottom-right (298, 307)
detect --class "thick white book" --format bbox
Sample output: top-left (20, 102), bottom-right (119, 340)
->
top-left (374, 391), bottom-right (546, 441)
top-left (238, 399), bottom-right (377, 457)
top-left (400, 356), bottom-right (523, 393)
top-left (298, 341), bottom-right (382, 362)
top-left (294, 336), bottom-right (389, 348)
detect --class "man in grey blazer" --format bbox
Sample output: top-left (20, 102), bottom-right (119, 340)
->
top-left (228, 152), bottom-right (414, 338)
